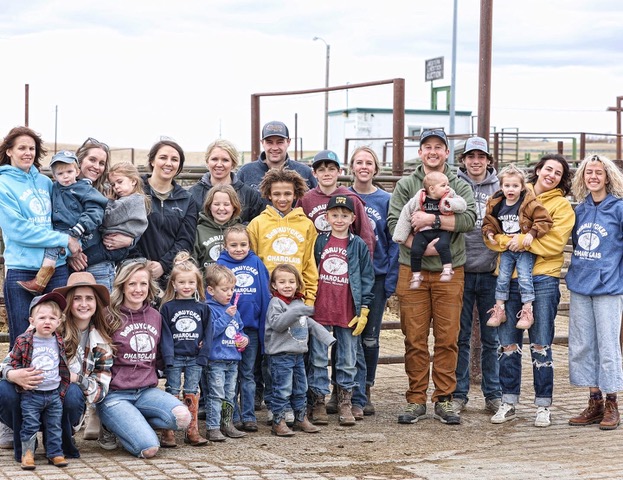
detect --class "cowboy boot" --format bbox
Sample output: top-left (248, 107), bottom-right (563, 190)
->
top-left (293, 409), bottom-right (320, 433)
top-left (337, 387), bottom-right (356, 426)
top-left (21, 433), bottom-right (37, 470)
top-left (271, 418), bottom-right (295, 437)
top-left (160, 429), bottom-right (177, 448)
top-left (183, 393), bottom-right (208, 446)
top-left (363, 384), bottom-right (375, 416)
top-left (326, 386), bottom-right (338, 414)
top-left (220, 401), bottom-right (246, 438)
top-left (309, 391), bottom-right (328, 425)
top-left (17, 265), bottom-right (56, 295)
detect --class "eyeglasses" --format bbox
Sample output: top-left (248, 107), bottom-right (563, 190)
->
top-left (79, 137), bottom-right (110, 154)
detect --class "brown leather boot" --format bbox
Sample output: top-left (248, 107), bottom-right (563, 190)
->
top-left (17, 266), bottom-right (56, 295)
top-left (293, 410), bottom-right (320, 433)
top-left (183, 393), bottom-right (208, 446)
top-left (21, 434), bottom-right (37, 470)
top-left (363, 384), bottom-right (375, 416)
top-left (48, 456), bottom-right (69, 467)
top-left (599, 398), bottom-right (620, 431)
top-left (271, 418), bottom-right (295, 437)
top-left (338, 387), bottom-right (356, 426)
top-left (326, 386), bottom-right (338, 414)
top-left (351, 404), bottom-right (364, 421)
top-left (83, 404), bottom-right (101, 440)
top-left (309, 392), bottom-right (328, 425)
top-left (220, 401), bottom-right (246, 438)
top-left (160, 429), bottom-right (177, 448)
top-left (569, 397), bottom-right (604, 426)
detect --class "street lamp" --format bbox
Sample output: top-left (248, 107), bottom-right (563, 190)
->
top-left (313, 36), bottom-right (330, 149)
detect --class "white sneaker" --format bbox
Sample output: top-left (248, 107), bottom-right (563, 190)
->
top-left (534, 407), bottom-right (551, 427)
top-left (491, 402), bottom-right (516, 424)
top-left (0, 422), bottom-right (13, 449)
top-left (285, 410), bottom-right (295, 426)
top-left (266, 410), bottom-right (274, 426)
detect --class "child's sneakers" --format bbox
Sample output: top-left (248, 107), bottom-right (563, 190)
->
top-left (439, 266), bottom-right (454, 282)
top-left (486, 304), bottom-right (506, 327)
top-left (516, 304), bottom-right (534, 329)
top-left (409, 273), bottom-right (423, 290)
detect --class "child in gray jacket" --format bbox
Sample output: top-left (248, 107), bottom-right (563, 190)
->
top-left (264, 264), bottom-right (335, 437)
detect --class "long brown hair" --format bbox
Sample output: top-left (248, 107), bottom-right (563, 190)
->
top-left (0, 126), bottom-right (47, 170)
top-left (76, 137), bottom-right (110, 193)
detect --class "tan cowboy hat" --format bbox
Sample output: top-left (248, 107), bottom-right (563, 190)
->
top-left (53, 272), bottom-right (110, 306)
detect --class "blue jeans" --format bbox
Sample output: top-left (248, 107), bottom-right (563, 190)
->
top-left (206, 361), bottom-right (238, 429)
top-left (496, 251), bottom-right (536, 304)
top-left (86, 261), bottom-right (115, 292)
top-left (165, 356), bottom-right (203, 396)
top-left (309, 326), bottom-right (358, 395)
top-left (21, 389), bottom-right (63, 458)
top-left (497, 275), bottom-right (559, 407)
top-left (568, 292), bottom-right (623, 393)
top-left (0, 380), bottom-right (85, 460)
top-left (269, 354), bottom-right (307, 423)
top-left (235, 329), bottom-right (259, 423)
top-left (361, 275), bottom-right (388, 386)
top-left (4, 266), bottom-right (69, 348)
top-left (454, 272), bottom-right (501, 403)
top-left (97, 387), bottom-right (185, 457)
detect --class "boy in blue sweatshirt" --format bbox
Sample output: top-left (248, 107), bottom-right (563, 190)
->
top-left (216, 225), bottom-right (271, 432)
top-left (205, 264), bottom-right (249, 442)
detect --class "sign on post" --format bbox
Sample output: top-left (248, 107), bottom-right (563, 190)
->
top-left (425, 57), bottom-right (444, 81)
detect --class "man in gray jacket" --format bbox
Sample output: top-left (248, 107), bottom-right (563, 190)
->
top-left (452, 137), bottom-right (502, 414)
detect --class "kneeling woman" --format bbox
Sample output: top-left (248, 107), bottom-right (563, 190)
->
top-left (567, 154), bottom-right (623, 430)
top-left (97, 260), bottom-right (190, 457)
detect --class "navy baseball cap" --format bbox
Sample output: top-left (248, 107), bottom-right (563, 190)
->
top-left (261, 121), bottom-right (289, 140)
top-left (312, 150), bottom-right (340, 170)
top-left (420, 129), bottom-right (448, 147)
top-left (327, 194), bottom-right (354, 213)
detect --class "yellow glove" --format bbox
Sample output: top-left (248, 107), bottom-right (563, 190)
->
top-left (348, 307), bottom-right (370, 336)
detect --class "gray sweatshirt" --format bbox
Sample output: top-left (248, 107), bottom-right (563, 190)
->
top-left (102, 193), bottom-right (148, 239)
top-left (264, 297), bottom-right (336, 355)
top-left (457, 167), bottom-right (500, 273)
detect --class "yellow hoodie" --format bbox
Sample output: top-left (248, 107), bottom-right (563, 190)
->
top-left (248, 206), bottom-right (318, 305)
top-left (488, 184), bottom-right (574, 278)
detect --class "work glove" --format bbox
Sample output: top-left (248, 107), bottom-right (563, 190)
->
top-left (348, 307), bottom-right (370, 336)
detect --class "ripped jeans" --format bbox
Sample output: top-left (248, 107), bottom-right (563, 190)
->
top-left (497, 275), bottom-right (559, 407)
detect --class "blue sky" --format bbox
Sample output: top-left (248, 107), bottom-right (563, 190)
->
top-left (1, 0), bottom-right (622, 152)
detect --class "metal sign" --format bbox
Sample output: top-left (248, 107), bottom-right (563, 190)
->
top-left (425, 57), bottom-right (444, 81)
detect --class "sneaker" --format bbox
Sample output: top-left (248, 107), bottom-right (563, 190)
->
top-left (485, 397), bottom-right (502, 414)
top-left (397, 403), bottom-right (427, 424)
top-left (535, 406), bottom-right (551, 427)
top-left (491, 402), bottom-right (516, 424)
top-left (486, 304), bottom-right (506, 327)
top-left (0, 422), bottom-right (13, 449)
top-left (97, 425), bottom-right (118, 451)
top-left (433, 397), bottom-right (461, 425)
top-left (439, 267), bottom-right (454, 282)
top-left (516, 304), bottom-right (534, 330)
top-left (285, 410), bottom-right (295, 426)
top-left (409, 273), bottom-right (423, 289)
top-left (266, 410), bottom-right (274, 426)
top-left (451, 398), bottom-right (467, 414)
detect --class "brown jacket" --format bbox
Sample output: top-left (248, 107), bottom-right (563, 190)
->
top-left (482, 188), bottom-right (553, 240)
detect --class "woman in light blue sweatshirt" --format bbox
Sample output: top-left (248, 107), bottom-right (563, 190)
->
top-left (567, 154), bottom-right (623, 431)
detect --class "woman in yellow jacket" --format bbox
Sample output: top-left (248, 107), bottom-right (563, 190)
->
top-left (487, 154), bottom-right (575, 428)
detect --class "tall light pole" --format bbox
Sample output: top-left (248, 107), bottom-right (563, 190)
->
top-left (313, 36), bottom-right (330, 149)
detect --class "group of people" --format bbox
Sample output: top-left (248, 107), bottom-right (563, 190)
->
top-left (0, 120), bottom-right (621, 468)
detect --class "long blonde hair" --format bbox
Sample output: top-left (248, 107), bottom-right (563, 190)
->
top-left (108, 261), bottom-right (160, 332)
top-left (160, 251), bottom-right (205, 305)
top-left (572, 154), bottom-right (623, 202)
top-left (108, 162), bottom-right (152, 213)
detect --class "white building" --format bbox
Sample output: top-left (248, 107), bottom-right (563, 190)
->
top-left (328, 107), bottom-right (473, 169)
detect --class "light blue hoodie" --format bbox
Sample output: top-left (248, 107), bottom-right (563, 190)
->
top-left (0, 164), bottom-right (69, 270)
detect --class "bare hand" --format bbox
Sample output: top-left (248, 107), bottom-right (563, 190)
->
top-left (410, 211), bottom-right (434, 233)
top-left (8, 367), bottom-right (44, 390)
top-left (522, 233), bottom-right (534, 248)
top-left (423, 237), bottom-right (440, 256)
top-left (70, 372), bottom-right (79, 383)
top-left (67, 252), bottom-right (88, 271)
top-left (487, 234), bottom-right (498, 246)
top-left (146, 260), bottom-right (164, 279)
top-left (507, 234), bottom-right (523, 252)
top-left (68, 236), bottom-right (82, 256)
top-left (237, 335), bottom-right (249, 348)
top-left (103, 233), bottom-right (133, 250)
top-left (226, 305), bottom-right (237, 316)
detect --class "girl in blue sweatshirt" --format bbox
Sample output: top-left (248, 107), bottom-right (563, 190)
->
top-left (159, 251), bottom-right (211, 447)
top-left (567, 154), bottom-right (623, 431)
top-left (205, 264), bottom-right (249, 442)
top-left (217, 225), bottom-right (270, 432)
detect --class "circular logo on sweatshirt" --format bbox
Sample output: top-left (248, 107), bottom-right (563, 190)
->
top-left (225, 324), bottom-right (237, 340)
top-left (323, 257), bottom-right (348, 275)
top-left (236, 273), bottom-right (253, 287)
top-left (130, 333), bottom-right (155, 353)
top-left (29, 196), bottom-right (50, 216)
top-left (314, 214), bottom-right (330, 232)
top-left (176, 317), bottom-right (197, 333)
top-left (578, 232), bottom-right (600, 251)
top-left (209, 244), bottom-right (224, 261)
top-left (272, 237), bottom-right (298, 255)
